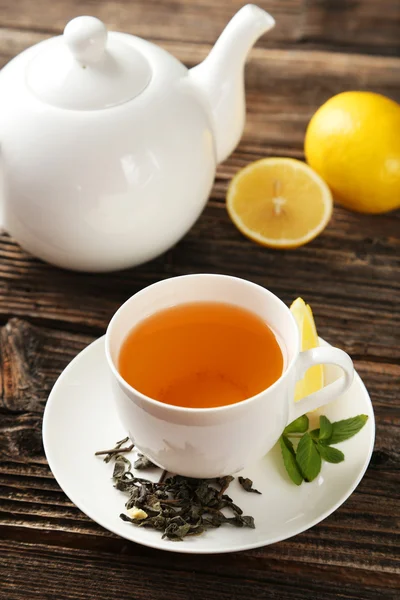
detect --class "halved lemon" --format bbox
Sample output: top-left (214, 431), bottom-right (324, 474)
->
top-left (226, 158), bottom-right (333, 249)
top-left (290, 297), bottom-right (324, 401)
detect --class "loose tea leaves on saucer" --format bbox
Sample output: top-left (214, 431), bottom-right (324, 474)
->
top-left (95, 439), bottom-right (258, 541)
top-left (238, 476), bottom-right (261, 494)
top-left (134, 453), bottom-right (158, 470)
top-left (94, 436), bottom-right (134, 463)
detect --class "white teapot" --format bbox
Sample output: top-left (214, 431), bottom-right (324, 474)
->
top-left (0, 5), bottom-right (274, 271)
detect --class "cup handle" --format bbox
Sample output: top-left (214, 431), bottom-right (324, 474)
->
top-left (288, 346), bottom-right (354, 423)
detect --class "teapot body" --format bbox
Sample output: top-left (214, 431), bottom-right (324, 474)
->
top-left (0, 34), bottom-right (216, 272)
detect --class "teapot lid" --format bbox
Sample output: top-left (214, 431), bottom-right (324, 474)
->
top-left (26, 16), bottom-right (152, 110)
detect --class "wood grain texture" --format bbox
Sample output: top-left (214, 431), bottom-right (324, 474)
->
top-left (302, 0), bottom-right (400, 54)
top-left (0, 30), bottom-right (399, 151)
top-left (0, 538), bottom-right (400, 600)
top-left (0, 0), bottom-right (398, 54)
top-left (1, 199), bottom-right (399, 361)
top-left (0, 0), bottom-right (399, 598)
top-left (0, 319), bottom-right (398, 598)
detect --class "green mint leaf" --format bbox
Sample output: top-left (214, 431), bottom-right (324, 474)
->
top-left (309, 428), bottom-right (320, 441)
top-left (319, 416), bottom-right (333, 441)
top-left (284, 414), bottom-right (309, 434)
top-left (317, 443), bottom-right (345, 463)
top-left (281, 434), bottom-right (295, 453)
top-left (279, 435), bottom-right (304, 486)
top-left (328, 415), bottom-right (369, 445)
top-left (296, 433), bottom-right (322, 482)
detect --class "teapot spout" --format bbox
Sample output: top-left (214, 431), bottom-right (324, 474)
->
top-left (190, 5), bottom-right (275, 163)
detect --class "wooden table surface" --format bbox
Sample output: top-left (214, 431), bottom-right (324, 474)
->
top-left (0, 1), bottom-right (399, 598)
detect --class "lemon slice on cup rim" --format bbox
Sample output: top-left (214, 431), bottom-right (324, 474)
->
top-left (290, 297), bottom-right (324, 401)
top-left (226, 157), bottom-right (333, 249)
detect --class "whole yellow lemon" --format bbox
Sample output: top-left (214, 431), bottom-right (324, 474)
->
top-left (305, 92), bottom-right (400, 214)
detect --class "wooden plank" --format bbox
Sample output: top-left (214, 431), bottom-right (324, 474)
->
top-left (1, 194), bottom-right (399, 362)
top-left (0, 319), bottom-right (92, 414)
top-left (0, 29), bottom-right (399, 152)
top-left (0, 0), bottom-right (398, 54)
top-left (1, 539), bottom-right (399, 600)
top-left (0, 0), bottom-right (305, 44)
top-left (0, 317), bottom-right (398, 424)
top-left (0, 2), bottom-right (398, 598)
top-left (0, 439), bottom-right (398, 533)
top-left (302, 0), bottom-right (400, 55)
top-left (0, 319), bottom-right (398, 585)
top-left (241, 48), bottom-right (400, 148)
top-left (0, 490), bottom-right (399, 591)
top-left (0, 35), bottom-right (399, 358)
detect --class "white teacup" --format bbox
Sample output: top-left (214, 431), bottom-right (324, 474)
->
top-left (106, 274), bottom-right (354, 478)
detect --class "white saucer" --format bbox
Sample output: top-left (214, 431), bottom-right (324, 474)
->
top-left (43, 336), bottom-right (375, 554)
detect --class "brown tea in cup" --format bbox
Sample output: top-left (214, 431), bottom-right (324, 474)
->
top-left (118, 301), bottom-right (284, 409)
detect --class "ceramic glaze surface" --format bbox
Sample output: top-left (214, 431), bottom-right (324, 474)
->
top-left (0, 36), bottom-right (216, 271)
top-left (0, 6), bottom-right (275, 271)
top-left (42, 329), bottom-right (374, 554)
top-left (105, 275), bottom-right (354, 478)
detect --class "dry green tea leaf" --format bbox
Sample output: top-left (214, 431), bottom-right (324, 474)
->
top-left (238, 476), bottom-right (261, 494)
top-left (98, 437), bottom-right (258, 540)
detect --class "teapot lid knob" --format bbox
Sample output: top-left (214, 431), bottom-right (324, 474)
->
top-left (26, 15), bottom-right (152, 110)
top-left (64, 16), bottom-right (108, 64)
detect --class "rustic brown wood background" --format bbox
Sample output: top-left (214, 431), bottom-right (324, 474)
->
top-left (0, 0), bottom-right (399, 598)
